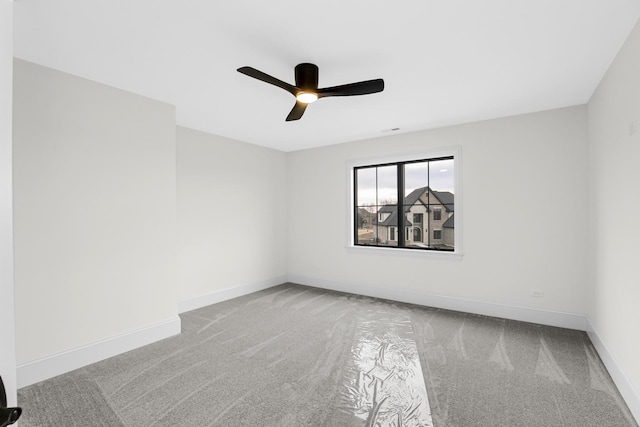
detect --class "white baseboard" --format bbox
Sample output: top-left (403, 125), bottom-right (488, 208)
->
top-left (586, 319), bottom-right (640, 424)
top-left (17, 277), bottom-right (286, 389)
top-left (288, 274), bottom-right (588, 330)
top-left (177, 276), bottom-right (287, 313)
top-left (17, 316), bottom-right (181, 388)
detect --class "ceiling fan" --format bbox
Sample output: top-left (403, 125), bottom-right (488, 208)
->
top-left (237, 63), bottom-right (384, 121)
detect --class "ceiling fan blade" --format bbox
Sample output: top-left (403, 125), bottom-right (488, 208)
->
top-left (317, 79), bottom-right (384, 98)
top-left (294, 63), bottom-right (319, 90)
top-left (237, 66), bottom-right (297, 96)
top-left (286, 101), bottom-right (307, 121)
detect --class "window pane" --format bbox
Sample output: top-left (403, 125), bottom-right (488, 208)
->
top-left (376, 204), bottom-right (398, 247)
top-left (355, 206), bottom-right (376, 245)
top-left (442, 211), bottom-right (455, 249)
top-left (428, 159), bottom-right (454, 251)
top-left (404, 161), bottom-right (428, 199)
top-left (356, 167), bottom-right (376, 206)
top-left (402, 162), bottom-right (429, 248)
top-left (377, 165), bottom-right (397, 205)
top-left (429, 159), bottom-right (454, 193)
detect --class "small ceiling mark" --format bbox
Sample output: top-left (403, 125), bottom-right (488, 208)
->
top-left (381, 127), bottom-right (401, 133)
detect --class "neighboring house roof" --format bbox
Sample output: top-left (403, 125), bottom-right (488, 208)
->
top-left (443, 214), bottom-right (454, 228)
top-left (403, 187), bottom-right (428, 212)
top-left (377, 207), bottom-right (413, 227)
top-left (431, 190), bottom-right (454, 212)
top-left (375, 188), bottom-right (430, 215)
top-left (358, 208), bottom-right (374, 218)
top-left (377, 186), bottom-right (455, 227)
top-left (404, 186), bottom-right (455, 212)
top-left (379, 187), bottom-right (454, 212)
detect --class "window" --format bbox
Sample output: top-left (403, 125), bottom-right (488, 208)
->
top-left (353, 152), bottom-right (456, 252)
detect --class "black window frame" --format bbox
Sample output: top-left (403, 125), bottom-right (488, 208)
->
top-left (353, 155), bottom-right (454, 252)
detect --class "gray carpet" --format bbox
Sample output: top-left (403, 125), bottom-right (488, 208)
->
top-left (18, 283), bottom-right (637, 426)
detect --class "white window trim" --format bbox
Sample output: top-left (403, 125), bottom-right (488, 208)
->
top-left (346, 146), bottom-right (463, 261)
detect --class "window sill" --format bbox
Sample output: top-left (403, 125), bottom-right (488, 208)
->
top-left (345, 245), bottom-right (464, 261)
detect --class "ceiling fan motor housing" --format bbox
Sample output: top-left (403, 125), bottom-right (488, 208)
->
top-left (295, 63), bottom-right (319, 92)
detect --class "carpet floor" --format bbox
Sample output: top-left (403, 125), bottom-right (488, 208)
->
top-left (18, 283), bottom-right (637, 426)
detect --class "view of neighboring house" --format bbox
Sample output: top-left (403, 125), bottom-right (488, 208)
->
top-left (357, 208), bottom-right (375, 230)
top-left (372, 186), bottom-right (454, 249)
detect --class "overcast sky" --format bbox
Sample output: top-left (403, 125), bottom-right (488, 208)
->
top-left (357, 159), bottom-right (454, 206)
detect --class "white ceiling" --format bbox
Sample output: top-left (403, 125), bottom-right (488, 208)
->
top-left (13, 0), bottom-right (640, 152)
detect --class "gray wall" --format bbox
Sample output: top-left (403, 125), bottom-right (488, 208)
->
top-left (13, 59), bottom-right (179, 364)
top-left (176, 126), bottom-right (287, 303)
top-left (287, 106), bottom-right (589, 314)
top-left (0, 0), bottom-right (16, 404)
top-left (11, 60), bottom-right (290, 376)
top-left (588, 16), bottom-right (640, 406)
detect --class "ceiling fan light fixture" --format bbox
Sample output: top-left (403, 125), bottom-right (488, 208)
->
top-left (296, 92), bottom-right (318, 104)
top-left (237, 64), bottom-right (384, 120)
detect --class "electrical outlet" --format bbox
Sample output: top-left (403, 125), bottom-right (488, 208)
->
top-left (631, 120), bottom-right (638, 136)
top-left (530, 290), bottom-right (544, 298)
